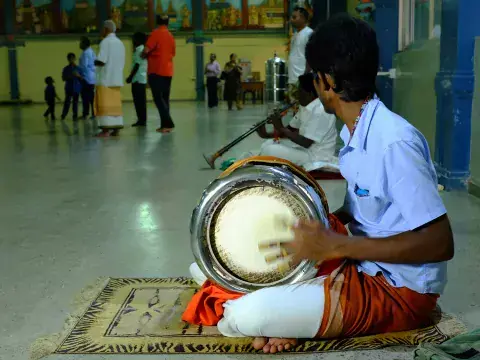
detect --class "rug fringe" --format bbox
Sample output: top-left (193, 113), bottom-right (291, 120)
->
top-left (29, 277), bottom-right (110, 360)
top-left (436, 315), bottom-right (468, 339)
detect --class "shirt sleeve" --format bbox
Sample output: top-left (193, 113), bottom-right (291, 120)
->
top-left (214, 62), bottom-right (221, 76)
top-left (90, 50), bottom-right (96, 65)
top-left (301, 106), bottom-right (335, 143)
top-left (145, 33), bottom-right (156, 51)
top-left (78, 53), bottom-right (86, 73)
top-left (289, 110), bottom-right (302, 129)
top-left (133, 47), bottom-right (141, 65)
top-left (299, 29), bottom-right (313, 50)
top-left (97, 40), bottom-right (108, 64)
top-left (383, 140), bottom-right (447, 230)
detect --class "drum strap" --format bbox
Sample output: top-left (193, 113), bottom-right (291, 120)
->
top-left (219, 156), bottom-right (329, 214)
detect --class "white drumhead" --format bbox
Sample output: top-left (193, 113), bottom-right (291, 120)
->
top-left (212, 186), bottom-right (308, 283)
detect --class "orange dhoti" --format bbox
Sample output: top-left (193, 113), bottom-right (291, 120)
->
top-left (318, 261), bottom-right (438, 338)
top-left (183, 260), bottom-right (438, 338)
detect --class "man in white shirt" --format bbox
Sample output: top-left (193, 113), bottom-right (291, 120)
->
top-left (256, 73), bottom-right (337, 168)
top-left (94, 20), bottom-right (126, 137)
top-left (78, 36), bottom-right (96, 120)
top-left (287, 7), bottom-right (313, 102)
top-left (127, 32), bottom-right (148, 127)
top-left (205, 15), bottom-right (453, 355)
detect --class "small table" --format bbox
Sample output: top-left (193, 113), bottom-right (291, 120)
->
top-left (241, 81), bottom-right (264, 104)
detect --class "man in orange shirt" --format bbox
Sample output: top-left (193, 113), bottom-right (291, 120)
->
top-left (142, 15), bottom-right (176, 133)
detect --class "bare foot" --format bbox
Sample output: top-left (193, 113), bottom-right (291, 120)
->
top-left (252, 337), bottom-right (297, 353)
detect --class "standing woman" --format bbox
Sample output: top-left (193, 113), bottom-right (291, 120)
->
top-left (222, 53), bottom-right (243, 111)
top-left (205, 53), bottom-right (221, 108)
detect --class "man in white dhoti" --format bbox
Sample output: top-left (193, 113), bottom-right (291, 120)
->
top-left (94, 20), bottom-right (126, 137)
top-left (287, 7), bottom-right (313, 102)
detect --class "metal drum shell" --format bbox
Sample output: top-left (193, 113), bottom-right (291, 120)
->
top-left (190, 164), bottom-right (329, 293)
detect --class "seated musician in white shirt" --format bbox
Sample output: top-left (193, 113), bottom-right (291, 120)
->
top-left (255, 73), bottom-right (338, 168)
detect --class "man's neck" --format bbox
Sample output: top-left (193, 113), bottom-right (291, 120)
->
top-left (336, 101), bottom-right (365, 132)
top-left (296, 24), bottom-right (306, 32)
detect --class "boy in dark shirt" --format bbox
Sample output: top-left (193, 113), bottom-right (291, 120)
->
top-left (44, 76), bottom-right (61, 121)
top-left (61, 53), bottom-right (82, 121)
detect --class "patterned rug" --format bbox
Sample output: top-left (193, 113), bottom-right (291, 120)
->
top-left (53, 277), bottom-right (466, 355)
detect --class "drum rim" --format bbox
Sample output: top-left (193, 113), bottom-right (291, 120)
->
top-left (191, 164), bottom-right (329, 293)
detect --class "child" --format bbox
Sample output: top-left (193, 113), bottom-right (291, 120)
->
top-left (43, 76), bottom-right (61, 121)
top-left (127, 32), bottom-right (148, 127)
top-left (61, 53), bottom-right (82, 121)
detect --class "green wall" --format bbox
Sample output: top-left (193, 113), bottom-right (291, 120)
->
top-left (393, 39), bottom-right (441, 152)
top-left (347, 0), bottom-right (358, 16)
top-left (2, 34), bottom-right (287, 103)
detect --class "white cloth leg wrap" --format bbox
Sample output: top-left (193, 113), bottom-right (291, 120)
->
top-left (217, 276), bottom-right (326, 338)
top-left (189, 262), bottom-right (208, 286)
top-left (260, 140), bottom-right (311, 166)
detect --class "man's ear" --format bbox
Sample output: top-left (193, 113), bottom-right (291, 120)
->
top-left (325, 73), bottom-right (336, 90)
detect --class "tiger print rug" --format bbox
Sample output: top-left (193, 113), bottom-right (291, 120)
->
top-left (49, 277), bottom-right (466, 355)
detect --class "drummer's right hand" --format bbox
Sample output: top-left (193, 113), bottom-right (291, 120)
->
top-left (289, 220), bottom-right (347, 263)
top-left (259, 220), bottom-right (348, 264)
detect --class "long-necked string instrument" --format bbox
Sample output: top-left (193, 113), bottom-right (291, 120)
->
top-left (203, 101), bottom-right (298, 169)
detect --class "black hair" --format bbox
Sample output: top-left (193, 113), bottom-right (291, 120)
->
top-left (45, 76), bottom-right (54, 85)
top-left (298, 73), bottom-right (317, 97)
top-left (133, 32), bottom-right (147, 46)
top-left (293, 6), bottom-right (309, 22)
top-left (229, 53), bottom-right (236, 60)
top-left (156, 14), bottom-right (169, 26)
top-left (305, 14), bottom-right (378, 102)
top-left (67, 52), bottom-right (76, 60)
top-left (80, 36), bottom-right (91, 47)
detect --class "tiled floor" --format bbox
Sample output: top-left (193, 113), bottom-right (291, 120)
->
top-left (0, 102), bottom-right (479, 360)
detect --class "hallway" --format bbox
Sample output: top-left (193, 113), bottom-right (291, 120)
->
top-left (1, 102), bottom-right (479, 360)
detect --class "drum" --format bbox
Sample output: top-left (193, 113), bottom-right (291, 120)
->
top-left (190, 157), bottom-right (330, 293)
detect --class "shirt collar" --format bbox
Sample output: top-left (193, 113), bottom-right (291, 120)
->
top-left (304, 97), bottom-right (321, 112)
top-left (106, 33), bottom-right (116, 39)
top-left (297, 26), bottom-right (309, 34)
top-left (340, 96), bottom-right (381, 150)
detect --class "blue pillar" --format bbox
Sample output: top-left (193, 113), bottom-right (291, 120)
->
top-left (434, 0), bottom-right (480, 189)
top-left (310, 0), bottom-right (347, 28)
top-left (98, 1), bottom-right (109, 25)
top-left (187, 1), bottom-right (212, 101)
top-left (193, 0), bottom-right (204, 102)
top-left (3, 0), bottom-right (21, 100)
top-left (374, 0), bottom-right (398, 110)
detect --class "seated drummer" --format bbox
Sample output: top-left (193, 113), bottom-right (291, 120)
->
top-left (253, 73), bottom-right (337, 168)
top-left (214, 15), bottom-right (454, 353)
